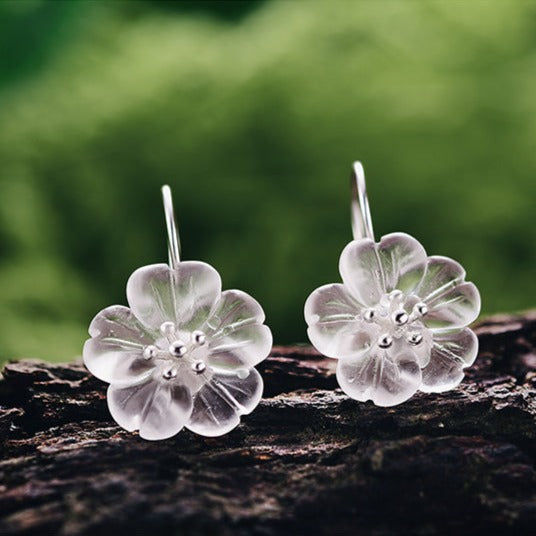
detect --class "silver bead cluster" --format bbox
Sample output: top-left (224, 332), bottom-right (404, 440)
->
top-left (141, 322), bottom-right (209, 380)
top-left (364, 293), bottom-right (430, 351)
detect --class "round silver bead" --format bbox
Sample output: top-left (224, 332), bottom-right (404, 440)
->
top-left (162, 367), bottom-right (177, 380)
top-left (378, 334), bottom-right (393, 349)
top-left (363, 309), bottom-right (376, 322)
top-left (160, 321), bottom-right (176, 336)
top-left (408, 332), bottom-right (423, 345)
top-left (236, 368), bottom-right (250, 380)
top-left (392, 310), bottom-right (409, 326)
top-left (389, 290), bottom-right (404, 301)
top-left (142, 345), bottom-right (157, 360)
top-left (414, 302), bottom-right (428, 316)
top-left (169, 340), bottom-right (187, 357)
top-left (192, 330), bottom-right (206, 346)
top-left (192, 360), bottom-right (206, 374)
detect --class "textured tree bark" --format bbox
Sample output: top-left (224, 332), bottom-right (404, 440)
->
top-left (0, 312), bottom-right (535, 536)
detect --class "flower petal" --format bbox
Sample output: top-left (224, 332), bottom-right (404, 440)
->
top-left (305, 283), bottom-right (373, 359)
top-left (186, 368), bottom-right (263, 437)
top-left (83, 305), bottom-right (155, 385)
top-left (126, 261), bottom-right (222, 331)
top-left (420, 328), bottom-right (478, 393)
top-left (107, 379), bottom-right (193, 440)
top-left (339, 238), bottom-right (383, 306)
top-left (377, 233), bottom-right (428, 295)
top-left (207, 289), bottom-right (266, 328)
top-left (336, 350), bottom-right (422, 406)
top-left (423, 282), bottom-right (481, 330)
top-left (304, 283), bottom-right (361, 324)
top-left (207, 325), bottom-right (272, 371)
top-left (339, 233), bottom-right (427, 306)
top-left (416, 255), bottom-right (466, 302)
top-left (204, 290), bottom-right (272, 370)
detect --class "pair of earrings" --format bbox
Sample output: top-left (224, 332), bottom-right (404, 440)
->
top-left (83, 162), bottom-right (481, 440)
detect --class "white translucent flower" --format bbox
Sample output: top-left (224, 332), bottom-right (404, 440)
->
top-left (305, 232), bottom-right (481, 407)
top-left (83, 261), bottom-right (272, 440)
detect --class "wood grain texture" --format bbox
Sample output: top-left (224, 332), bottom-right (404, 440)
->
top-left (0, 312), bottom-right (535, 536)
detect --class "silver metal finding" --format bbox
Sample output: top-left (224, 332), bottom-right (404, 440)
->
top-left (351, 161), bottom-right (375, 241)
top-left (378, 334), bottom-right (393, 349)
top-left (161, 185), bottom-right (181, 270)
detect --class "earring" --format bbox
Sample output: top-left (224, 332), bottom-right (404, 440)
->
top-left (304, 163), bottom-right (481, 407)
top-left (83, 186), bottom-right (272, 440)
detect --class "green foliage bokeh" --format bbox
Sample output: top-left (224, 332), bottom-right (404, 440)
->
top-left (0, 0), bottom-right (535, 363)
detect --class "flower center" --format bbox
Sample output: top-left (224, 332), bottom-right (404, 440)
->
top-left (142, 322), bottom-right (210, 381)
top-left (361, 289), bottom-right (429, 350)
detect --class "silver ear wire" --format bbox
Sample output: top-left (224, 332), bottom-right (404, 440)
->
top-left (161, 185), bottom-right (181, 270)
top-left (350, 161), bottom-right (375, 241)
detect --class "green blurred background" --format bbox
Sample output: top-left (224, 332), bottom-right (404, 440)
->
top-left (0, 0), bottom-right (534, 363)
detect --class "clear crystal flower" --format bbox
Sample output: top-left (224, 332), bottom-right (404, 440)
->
top-left (84, 262), bottom-right (272, 440)
top-left (304, 163), bottom-right (481, 407)
top-left (83, 186), bottom-right (272, 440)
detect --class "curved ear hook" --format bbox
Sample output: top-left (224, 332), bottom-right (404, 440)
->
top-left (350, 161), bottom-right (375, 241)
top-left (161, 185), bottom-right (181, 270)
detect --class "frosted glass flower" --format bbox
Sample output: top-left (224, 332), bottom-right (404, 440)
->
top-left (83, 261), bottom-right (272, 440)
top-left (305, 232), bottom-right (481, 407)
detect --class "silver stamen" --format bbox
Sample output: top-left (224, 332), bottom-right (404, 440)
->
top-left (363, 309), bottom-right (376, 322)
top-left (192, 330), bottom-right (206, 346)
top-left (142, 345), bottom-right (157, 360)
top-left (414, 302), bottom-right (428, 316)
top-left (160, 321), bottom-right (176, 337)
top-left (408, 332), bottom-right (423, 345)
top-left (389, 290), bottom-right (404, 301)
top-left (192, 360), bottom-right (206, 374)
top-left (169, 340), bottom-right (187, 357)
top-left (378, 334), bottom-right (393, 349)
top-left (393, 310), bottom-right (409, 326)
top-left (162, 367), bottom-right (177, 380)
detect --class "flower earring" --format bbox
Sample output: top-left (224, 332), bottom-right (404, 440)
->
top-left (83, 186), bottom-right (272, 440)
top-left (304, 163), bottom-right (481, 407)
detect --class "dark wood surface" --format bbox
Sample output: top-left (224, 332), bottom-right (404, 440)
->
top-left (1, 312), bottom-right (535, 535)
